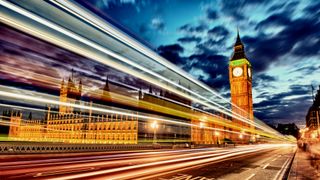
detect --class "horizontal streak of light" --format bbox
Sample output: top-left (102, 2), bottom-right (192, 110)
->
top-left (1, 148), bottom-right (232, 176)
top-left (0, 65), bottom-right (265, 135)
top-left (0, 147), bottom-right (224, 167)
top-left (0, 65), bottom-right (280, 141)
top-left (48, 145), bottom-right (291, 180)
top-left (0, 88), bottom-right (287, 141)
top-left (0, 1), bottom-right (275, 135)
top-left (0, 63), bottom-right (275, 138)
top-left (0, 89), bottom-right (235, 133)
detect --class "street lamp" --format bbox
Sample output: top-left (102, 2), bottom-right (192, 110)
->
top-left (215, 131), bottom-right (220, 145)
top-left (200, 122), bottom-right (204, 128)
top-left (316, 109), bottom-right (320, 138)
top-left (200, 122), bottom-right (204, 144)
top-left (215, 131), bottom-right (220, 136)
top-left (151, 121), bottom-right (158, 144)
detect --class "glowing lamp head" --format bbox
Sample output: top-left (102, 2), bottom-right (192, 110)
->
top-left (200, 122), bottom-right (204, 128)
top-left (151, 121), bottom-right (158, 129)
top-left (215, 131), bottom-right (220, 136)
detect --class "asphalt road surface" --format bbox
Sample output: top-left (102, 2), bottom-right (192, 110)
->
top-left (0, 144), bottom-right (296, 180)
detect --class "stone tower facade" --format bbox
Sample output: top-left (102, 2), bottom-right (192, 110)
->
top-left (229, 31), bottom-right (254, 132)
top-left (59, 70), bottom-right (82, 114)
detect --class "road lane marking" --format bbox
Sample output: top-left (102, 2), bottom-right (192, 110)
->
top-left (271, 157), bottom-right (278, 161)
top-left (159, 174), bottom-right (215, 180)
top-left (245, 173), bottom-right (255, 180)
top-left (273, 157), bottom-right (291, 180)
top-left (262, 163), bottom-right (270, 169)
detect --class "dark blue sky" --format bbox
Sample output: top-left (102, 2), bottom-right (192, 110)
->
top-left (77, 0), bottom-right (320, 127)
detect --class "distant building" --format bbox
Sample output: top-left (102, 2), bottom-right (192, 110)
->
top-left (277, 123), bottom-right (299, 139)
top-left (1, 73), bottom-right (139, 144)
top-left (306, 85), bottom-right (320, 131)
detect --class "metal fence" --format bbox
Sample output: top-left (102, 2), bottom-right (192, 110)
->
top-left (0, 142), bottom-right (173, 154)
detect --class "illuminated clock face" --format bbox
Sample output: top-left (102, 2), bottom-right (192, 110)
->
top-left (233, 67), bottom-right (243, 77)
top-left (248, 68), bottom-right (251, 77)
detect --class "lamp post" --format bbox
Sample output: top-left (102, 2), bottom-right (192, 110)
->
top-left (200, 122), bottom-right (204, 144)
top-left (215, 131), bottom-right (220, 144)
top-left (151, 121), bottom-right (158, 144)
top-left (316, 109), bottom-right (320, 138)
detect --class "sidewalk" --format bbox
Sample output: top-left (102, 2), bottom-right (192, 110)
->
top-left (289, 147), bottom-right (320, 179)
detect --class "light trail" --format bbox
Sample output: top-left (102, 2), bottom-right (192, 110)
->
top-left (0, 86), bottom-right (290, 141)
top-left (45, 144), bottom-right (293, 180)
top-left (0, 147), bottom-right (223, 167)
top-left (0, 148), bottom-right (230, 176)
top-left (0, 0), bottom-right (277, 134)
top-left (0, 62), bottom-right (277, 138)
top-left (0, 63), bottom-right (281, 140)
top-left (0, 64), bottom-right (261, 136)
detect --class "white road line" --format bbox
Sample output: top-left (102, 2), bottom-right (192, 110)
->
top-left (262, 163), bottom-right (270, 169)
top-left (273, 157), bottom-right (290, 180)
top-left (245, 173), bottom-right (256, 180)
top-left (271, 157), bottom-right (278, 161)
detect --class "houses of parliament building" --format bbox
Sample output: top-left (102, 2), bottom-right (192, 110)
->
top-left (0, 32), bottom-right (254, 145)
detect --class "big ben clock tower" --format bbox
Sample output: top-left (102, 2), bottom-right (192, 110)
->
top-left (229, 31), bottom-right (254, 129)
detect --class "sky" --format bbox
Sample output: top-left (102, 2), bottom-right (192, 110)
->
top-left (75, 0), bottom-right (320, 128)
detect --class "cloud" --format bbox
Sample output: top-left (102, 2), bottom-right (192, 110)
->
top-left (206, 8), bottom-right (218, 20)
top-left (151, 17), bottom-right (165, 31)
top-left (289, 65), bottom-right (320, 75)
top-left (187, 54), bottom-right (229, 90)
top-left (207, 26), bottom-right (229, 43)
top-left (254, 84), bottom-right (312, 125)
top-left (243, 11), bottom-right (320, 72)
top-left (157, 44), bottom-right (186, 65)
top-left (95, 0), bottom-right (137, 8)
top-left (304, 1), bottom-right (320, 17)
top-left (253, 74), bottom-right (277, 88)
top-left (255, 13), bottom-right (291, 29)
top-left (178, 23), bottom-right (208, 34)
top-left (177, 36), bottom-right (202, 44)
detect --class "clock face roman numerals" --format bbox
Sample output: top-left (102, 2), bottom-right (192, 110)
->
top-left (233, 67), bottom-right (243, 77)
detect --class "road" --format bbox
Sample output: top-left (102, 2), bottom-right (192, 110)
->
top-left (0, 144), bottom-right (296, 180)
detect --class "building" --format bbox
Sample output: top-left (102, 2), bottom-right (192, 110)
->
top-left (0, 74), bottom-right (139, 144)
top-left (277, 123), bottom-right (299, 139)
top-left (0, 71), bottom-right (236, 144)
top-left (229, 31), bottom-right (254, 142)
top-left (306, 85), bottom-right (320, 134)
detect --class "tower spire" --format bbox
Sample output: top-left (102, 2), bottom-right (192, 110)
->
top-left (104, 76), bottom-right (109, 91)
top-left (235, 28), bottom-right (242, 46)
top-left (71, 68), bottom-right (74, 81)
top-left (231, 29), bottom-right (247, 61)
